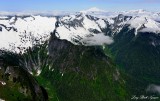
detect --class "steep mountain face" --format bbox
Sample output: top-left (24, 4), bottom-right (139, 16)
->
top-left (108, 26), bottom-right (160, 95)
top-left (55, 12), bottom-right (160, 93)
top-left (0, 53), bottom-right (48, 101)
top-left (110, 27), bottom-right (160, 78)
top-left (19, 30), bottom-right (129, 101)
top-left (54, 10), bottom-right (160, 96)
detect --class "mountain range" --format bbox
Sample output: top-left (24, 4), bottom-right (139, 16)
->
top-left (0, 8), bottom-right (160, 52)
top-left (0, 7), bottom-right (160, 101)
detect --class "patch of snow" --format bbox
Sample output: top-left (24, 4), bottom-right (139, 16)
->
top-left (102, 45), bottom-right (105, 50)
top-left (0, 81), bottom-right (6, 85)
top-left (127, 16), bottom-right (160, 35)
top-left (49, 65), bottom-right (52, 70)
top-left (106, 18), bottom-right (114, 24)
top-left (5, 67), bottom-right (12, 74)
top-left (29, 71), bottom-right (33, 75)
top-left (140, 18), bottom-right (160, 33)
top-left (96, 19), bottom-right (106, 28)
top-left (0, 98), bottom-right (5, 101)
top-left (83, 15), bottom-right (101, 31)
top-left (113, 69), bottom-right (120, 81)
top-left (151, 42), bottom-right (156, 47)
top-left (146, 84), bottom-right (160, 94)
top-left (127, 16), bottom-right (146, 28)
top-left (37, 69), bottom-right (41, 76)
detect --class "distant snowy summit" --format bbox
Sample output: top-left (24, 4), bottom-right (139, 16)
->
top-left (80, 7), bottom-right (106, 13)
top-left (81, 7), bottom-right (160, 17)
top-left (0, 8), bottom-right (160, 53)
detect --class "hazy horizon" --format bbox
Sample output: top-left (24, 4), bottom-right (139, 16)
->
top-left (0, 0), bottom-right (160, 12)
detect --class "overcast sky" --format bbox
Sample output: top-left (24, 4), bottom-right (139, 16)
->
top-left (0, 0), bottom-right (160, 12)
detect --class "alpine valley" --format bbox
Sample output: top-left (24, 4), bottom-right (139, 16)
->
top-left (0, 7), bottom-right (160, 101)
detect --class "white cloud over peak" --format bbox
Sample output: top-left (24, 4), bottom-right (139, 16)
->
top-left (82, 33), bottom-right (114, 46)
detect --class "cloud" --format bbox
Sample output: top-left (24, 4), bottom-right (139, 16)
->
top-left (81, 33), bottom-right (114, 46)
top-left (146, 84), bottom-right (160, 94)
top-left (0, 11), bottom-right (74, 16)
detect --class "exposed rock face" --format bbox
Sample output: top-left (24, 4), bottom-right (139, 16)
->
top-left (0, 20), bottom-right (129, 101)
top-left (45, 24), bottom-right (128, 101)
top-left (48, 22), bottom-right (108, 72)
top-left (0, 59), bottom-right (48, 101)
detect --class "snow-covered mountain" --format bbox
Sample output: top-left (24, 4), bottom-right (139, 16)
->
top-left (57, 9), bottom-right (160, 43)
top-left (80, 7), bottom-right (118, 18)
top-left (0, 15), bottom-right (56, 53)
top-left (80, 7), bottom-right (106, 14)
top-left (0, 8), bottom-right (160, 53)
top-left (57, 13), bottom-right (114, 45)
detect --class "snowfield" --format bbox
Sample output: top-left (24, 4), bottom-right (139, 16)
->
top-left (0, 15), bottom-right (56, 53)
top-left (0, 8), bottom-right (160, 53)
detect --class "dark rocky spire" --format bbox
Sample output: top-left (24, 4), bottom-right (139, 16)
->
top-left (50, 18), bottom-right (60, 39)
